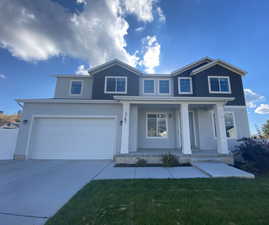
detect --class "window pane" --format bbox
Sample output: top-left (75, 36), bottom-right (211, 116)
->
top-left (147, 115), bottom-right (157, 137)
top-left (180, 79), bottom-right (191, 92)
top-left (158, 118), bottom-right (167, 137)
top-left (71, 81), bottom-right (82, 94)
top-left (225, 113), bottom-right (236, 138)
top-left (106, 78), bottom-right (116, 92)
top-left (220, 78), bottom-right (229, 92)
top-left (144, 80), bottom-right (154, 93)
top-left (116, 78), bottom-right (126, 92)
top-left (210, 78), bottom-right (220, 92)
top-left (159, 80), bottom-right (169, 94)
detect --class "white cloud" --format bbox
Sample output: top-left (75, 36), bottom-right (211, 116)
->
top-left (156, 7), bottom-right (166, 23)
top-left (0, 74), bottom-right (6, 79)
top-left (76, 0), bottom-right (87, 5)
top-left (0, 0), bottom-right (165, 69)
top-left (135, 26), bottom-right (145, 32)
top-left (244, 88), bottom-right (265, 108)
top-left (255, 104), bottom-right (269, 114)
top-left (122, 0), bottom-right (156, 22)
top-left (75, 65), bottom-right (90, 75)
top-left (141, 36), bottom-right (160, 73)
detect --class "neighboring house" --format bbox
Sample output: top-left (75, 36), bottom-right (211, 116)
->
top-left (14, 57), bottom-right (250, 163)
top-left (0, 121), bottom-right (20, 129)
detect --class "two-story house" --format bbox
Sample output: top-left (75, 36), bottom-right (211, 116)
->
top-left (14, 57), bottom-right (250, 164)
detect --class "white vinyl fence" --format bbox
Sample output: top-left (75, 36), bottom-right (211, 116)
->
top-left (0, 129), bottom-right (18, 160)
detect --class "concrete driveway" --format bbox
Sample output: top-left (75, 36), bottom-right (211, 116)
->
top-left (0, 160), bottom-right (111, 225)
top-left (0, 160), bottom-right (251, 225)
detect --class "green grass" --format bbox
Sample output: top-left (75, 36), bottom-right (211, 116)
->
top-left (46, 176), bottom-right (269, 225)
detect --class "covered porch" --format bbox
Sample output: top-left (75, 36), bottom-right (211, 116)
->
top-left (114, 96), bottom-right (234, 163)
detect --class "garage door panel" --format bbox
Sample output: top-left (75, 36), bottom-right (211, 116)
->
top-left (29, 117), bottom-right (115, 159)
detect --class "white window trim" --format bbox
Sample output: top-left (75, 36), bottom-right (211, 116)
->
top-left (211, 111), bottom-right (237, 139)
top-left (208, 76), bottom-right (231, 94)
top-left (178, 77), bottom-right (193, 94)
top-left (143, 79), bottom-right (156, 95)
top-left (157, 79), bottom-right (171, 95)
top-left (104, 76), bottom-right (127, 94)
top-left (146, 112), bottom-right (168, 139)
top-left (69, 80), bottom-right (83, 96)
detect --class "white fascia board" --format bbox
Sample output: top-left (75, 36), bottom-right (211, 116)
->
top-left (171, 57), bottom-right (214, 75)
top-left (191, 60), bottom-right (247, 76)
top-left (113, 96), bottom-right (234, 103)
top-left (52, 75), bottom-right (92, 78)
top-left (88, 59), bottom-right (143, 76)
top-left (16, 98), bottom-right (119, 104)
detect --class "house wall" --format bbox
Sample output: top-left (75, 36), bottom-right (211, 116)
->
top-left (14, 102), bottom-right (123, 159)
top-left (174, 64), bottom-right (246, 106)
top-left (54, 77), bottom-right (93, 99)
top-left (137, 106), bottom-right (177, 149)
top-left (197, 106), bottom-right (250, 151)
top-left (92, 65), bottom-right (140, 99)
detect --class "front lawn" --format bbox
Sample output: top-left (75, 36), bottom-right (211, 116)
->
top-left (46, 176), bottom-right (269, 225)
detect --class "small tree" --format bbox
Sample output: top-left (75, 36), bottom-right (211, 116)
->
top-left (262, 120), bottom-right (269, 138)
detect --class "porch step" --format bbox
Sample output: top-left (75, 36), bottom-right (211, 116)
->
top-left (114, 153), bottom-right (234, 165)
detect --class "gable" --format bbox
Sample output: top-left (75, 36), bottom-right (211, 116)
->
top-left (171, 57), bottom-right (213, 76)
top-left (92, 64), bottom-right (139, 99)
top-left (191, 60), bottom-right (246, 76)
top-left (89, 59), bottom-right (142, 76)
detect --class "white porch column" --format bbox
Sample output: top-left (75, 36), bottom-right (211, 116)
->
top-left (120, 102), bottom-right (130, 154)
top-left (181, 103), bottom-right (192, 154)
top-left (215, 103), bottom-right (229, 154)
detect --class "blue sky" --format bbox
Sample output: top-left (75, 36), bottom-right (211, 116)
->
top-left (0, 0), bottom-right (269, 134)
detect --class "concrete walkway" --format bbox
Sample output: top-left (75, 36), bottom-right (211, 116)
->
top-left (0, 160), bottom-right (254, 225)
top-left (192, 162), bottom-right (255, 178)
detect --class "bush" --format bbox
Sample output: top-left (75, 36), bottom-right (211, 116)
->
top-left (135, 158), bottom-right (147, 167)
top-left (233, 137), bottom-right (269, 174)
top-left (161, 153), bottom-right (179, 167)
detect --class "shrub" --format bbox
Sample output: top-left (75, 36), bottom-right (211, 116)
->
top-left (233, 137), bottom-right (269, 174)
top-left (135, 158), bottom-right (147, 167)
top-left (161, 153), bottom-right (179, 167)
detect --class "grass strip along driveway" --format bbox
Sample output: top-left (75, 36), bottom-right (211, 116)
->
top-left (46, 176), bottom-right (269, 225)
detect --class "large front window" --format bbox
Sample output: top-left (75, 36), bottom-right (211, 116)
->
top-left (212, 111), bottom-right (237, 138)
top-left (105, 76), bottom-right (127, 94)
top-left (147, 113), bottom-right (168, 138)
top-left (208, 76), bottom-right (230, 93)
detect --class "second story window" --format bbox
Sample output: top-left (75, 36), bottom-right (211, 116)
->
top-left (105, 76), bottom-right (127, 94)
top-left (158, 79), bottom-right (170, 95)
top-left (178, 77), bottom-right (192, 94)
top-left (208, 76), bottom-right (231, 94)
top-left (70, 80), bottom-right (83, 95)
top-left (143, 79), bottom-right (155, 94)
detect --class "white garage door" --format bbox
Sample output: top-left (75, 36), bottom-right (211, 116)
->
top-left (28, 117), bottom-right (116, 159)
